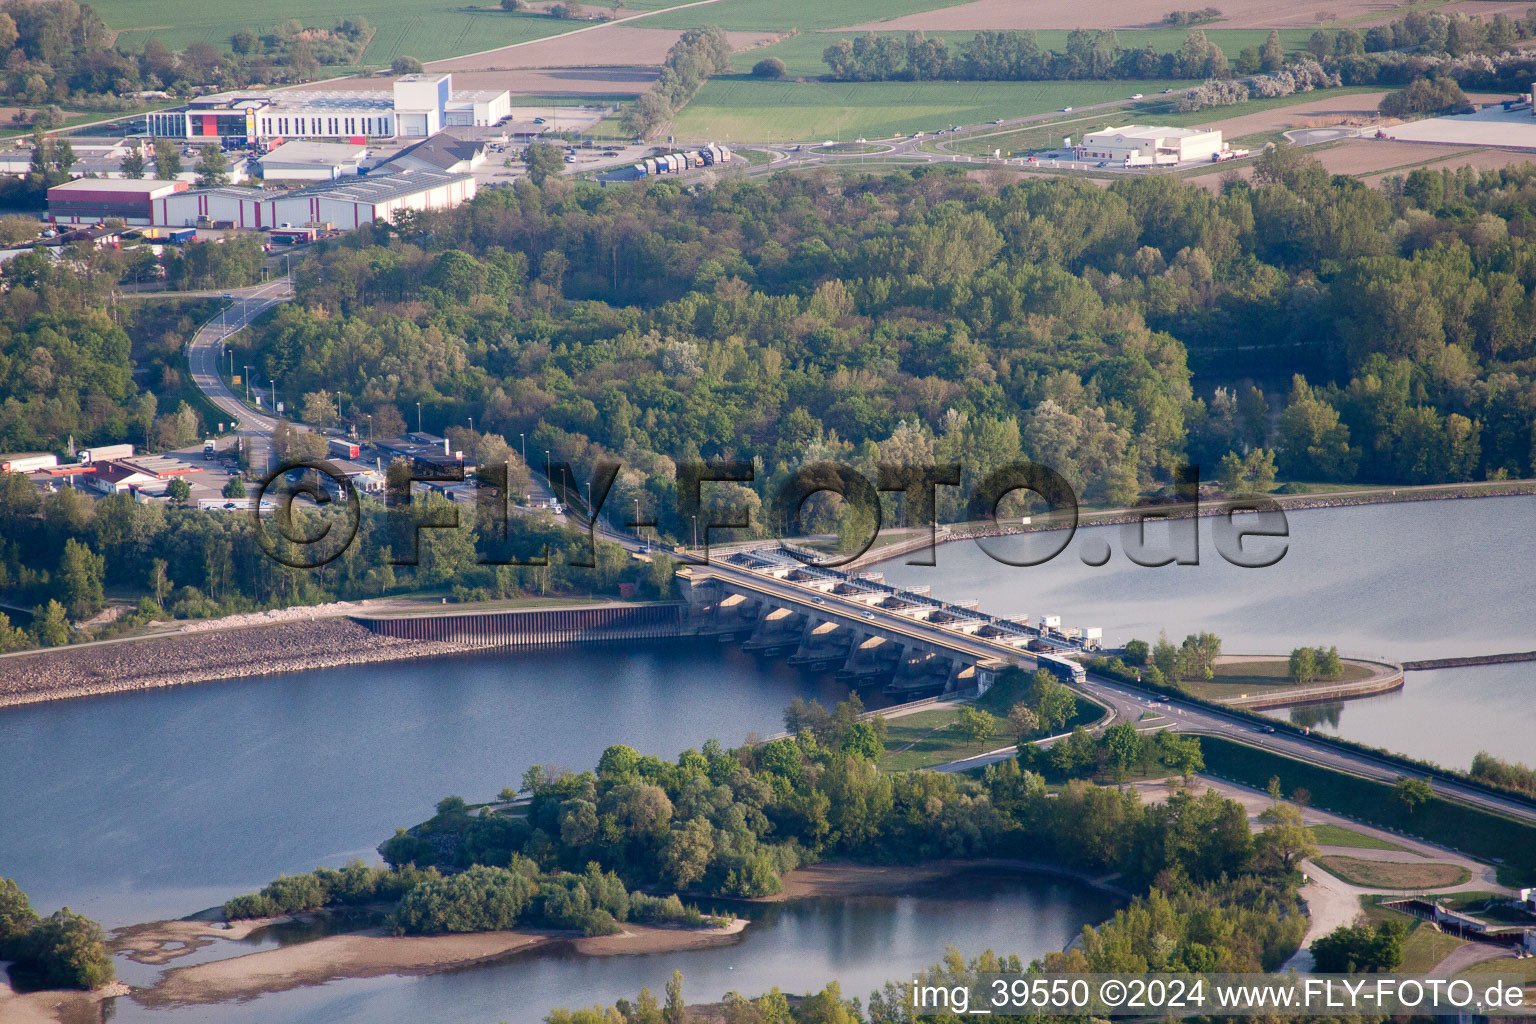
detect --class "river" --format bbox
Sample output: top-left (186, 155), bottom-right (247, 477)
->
top-left (0, 642), bottom-right (851, 928)
top-left (106, 872), bottom-right (1115, 1024)
top-left (0, 497), bottom-right (1530, 1019)
top-left (874, 497), bottom-right (1535, 768)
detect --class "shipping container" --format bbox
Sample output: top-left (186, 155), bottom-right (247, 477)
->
top-left (168, 228), bottom-right (197, 244)
top-left (78, 443), bottom-right (133, 464)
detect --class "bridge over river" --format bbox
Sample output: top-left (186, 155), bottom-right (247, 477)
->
top-left (677, 546), bottom-right (1094, 698)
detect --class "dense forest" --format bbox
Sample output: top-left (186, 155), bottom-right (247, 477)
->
top-left (228, 151), bottom-right (1536, 547)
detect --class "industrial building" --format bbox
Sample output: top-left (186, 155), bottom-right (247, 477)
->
top-left (145, 73), bottom-right (509, 143)
top-left (150, 168), bottom-right (477, 230)
top-left (45, 178), bottom-right (188, 226)
top-left (1077, 125), bottom-right (1225, 165)
top-left (381, 134), bottom-right (487, 174)
top-left (258, 140), bottom-right (369, 181)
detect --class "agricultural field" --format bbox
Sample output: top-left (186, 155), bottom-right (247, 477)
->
top-left (98, 0), bottom-right (680, 65)
top-left (734, 27), bottom-right (1322, 80)
top-left (672, 77), bottom-right (1201, 143)
top-left (838, 0), bottom-right (1505, 31)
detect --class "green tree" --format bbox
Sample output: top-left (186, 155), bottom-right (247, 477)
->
top-left (194, 144), bottom-right (229, 188)
top-left (1320, 646), bottom-right (1343, 681)
top-left (22, 908), bottom-right (115, 989)
top-left (153, 137), bottom-right (182, 177)
top-left (663, 969), bottom-right (686, 1024)
top-left (119, 149), bottom-right (146, 178)
top-left (1394, 777), bottom-right (1433, 814)
top-left (167, 477), bottom-right (192, 505)
top-left (0, 877), bottom-right (38, 953)
top-left (751, 57), bottom-right (787, 78)
top-left (391, 55), bottom-right (424, 75)
top-left (500, 0), bottom-right (527, 9)
top-left (954, 706), bottom-right (997, 746)
top-left (1254, 800), bottom-right (1317, 874)
top-left (1123, 639), bottom-right (1149, 666)
top-left (1288, 646), bottom-right (1318, 683)
top-left (522, 141), bottom-right (565, 186)
top-left (1102, 722), bottom-right (1142, 779)
top-left (58, 539), bottom-right (105, 619)
top-left (222, 476), bottom-right (247, 498)
top-left (32, 600), bottom-right (69, 647)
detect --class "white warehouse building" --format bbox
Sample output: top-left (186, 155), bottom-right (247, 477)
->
top-left (151, 168), bottom-right (477, 230)
top-left (146, 74), bottom-right (509, 144)
top-left (1078, 125), bottom-right (1225, 166)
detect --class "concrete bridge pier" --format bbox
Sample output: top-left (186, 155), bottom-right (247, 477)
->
top-left (790, 619), bottom-right (852, 669)
top-left (743, 605), bottom-right (805, 654)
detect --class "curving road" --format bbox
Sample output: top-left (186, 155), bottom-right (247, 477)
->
top-left (182, 278), bottom-right (295, 473)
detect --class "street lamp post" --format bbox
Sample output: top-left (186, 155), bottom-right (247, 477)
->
top-left (417, 402), bottom-right (422, 433)
top-left (367, 414), bottom-right (373, 441)
top-left (692, 514), bottom-right (698, 549)
top-left (519, 432), bottom-right (525, 466)
top-left (244, 364), bottom-right (251, 402)
top-left (467, 416), bottom-right (474, 435)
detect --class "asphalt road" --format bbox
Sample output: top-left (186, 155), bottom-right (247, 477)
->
top-left (183, 277), bottom-right (295, 474)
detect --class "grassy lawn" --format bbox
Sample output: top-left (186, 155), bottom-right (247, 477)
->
top-left (104, 0), bottom-right (581, 64)
top-left (1182, 659), bottom-right (1375, 700)
top-left (1313, 855), bottom-right (1471, 890)
top-left (672, 78), bottom-right (1204, 143)
top-left (1399, 921), bottom-right (1467, 974)
top-left (1199, 737), bottom-right (1536, 884)
top-left (878, 707), bottom-right (1005, 771)
top-left (1310, 823), bottom-right (1409, 852)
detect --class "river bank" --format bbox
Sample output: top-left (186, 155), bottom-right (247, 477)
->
top-left (111, 914), bottom-right (747, 1012)
top-left (0, 618), bottom-right (470, 710)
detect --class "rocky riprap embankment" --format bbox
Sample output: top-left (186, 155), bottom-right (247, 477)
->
top-left (0, 619), bottom-right (468, 708)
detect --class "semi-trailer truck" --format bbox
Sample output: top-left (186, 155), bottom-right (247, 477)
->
top-left (327, 438), bottom-right (362, 460)
top-left (1037, 653), bottom-right (1086, 683)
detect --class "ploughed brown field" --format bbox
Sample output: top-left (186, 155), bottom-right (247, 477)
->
top-left (840, 0), bottom-right (1512, 32)
top-left (427, 26), bottom-right (776, 71)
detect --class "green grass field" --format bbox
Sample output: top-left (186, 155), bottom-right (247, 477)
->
top-left (101, 0), bottom-right (597, 64)
top-left (673, 77), bottom-right (1211, 143)
top-left (1310, 823), bottom-right (1409, 852)
top-left (1182, 658), bottom-right (1375, 700)
top-left (878, 707), bottom-right (1001, 772)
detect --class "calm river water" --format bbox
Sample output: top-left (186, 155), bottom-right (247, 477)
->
top-left (0, 497), bottom-right (1529, 1020)
top-left (106, 872), bottom-right (1115, 1024)
top-left (875, 497), bottom-right (1535, 768)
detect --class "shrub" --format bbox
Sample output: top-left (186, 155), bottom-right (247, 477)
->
top-left (752, 57), bottom-right (787, 79)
